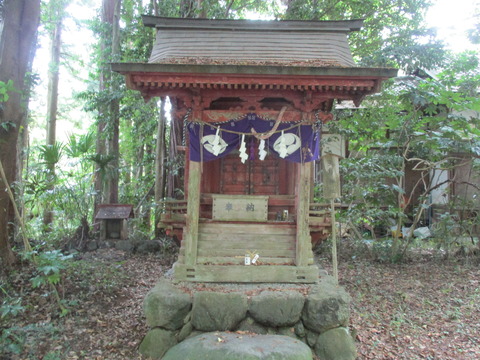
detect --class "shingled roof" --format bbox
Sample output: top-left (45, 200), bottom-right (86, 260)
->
top-left (143, 16), bottom-right (362, 67)
top-left (112, 17), bottom-right (397, 105)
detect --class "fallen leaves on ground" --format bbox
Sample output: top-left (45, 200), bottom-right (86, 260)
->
top-left (328, 258), bottom-right (480, 360)
top-left (1, 248), bottom-right (479, 359)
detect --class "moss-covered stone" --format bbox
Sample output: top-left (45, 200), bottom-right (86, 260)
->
top-left (302, 277), bottom-right (351, 333)
top-left (314, 327), bottom-right (357, 360)
top-left (294, 321), bottom-right (305, 338)
top-left (139, 328), bottom-right (177, 359)
top-left (304, 328), bottom-right (319, 347)
top-left (162, 332), bottom-right (313, 360)
top-left (236, 316), bottom-right (268, 334)
top-left (144, 279), bottom-right (192, 330)
top-left (177, 321), bottom-right (193, 342)
top-left (249, 290), bottom-right (305, 327)
top-left (191, 291), bottom-right (247, 331)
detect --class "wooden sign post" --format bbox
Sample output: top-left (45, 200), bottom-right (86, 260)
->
top-left (322, 153), bottom-right (341, 284)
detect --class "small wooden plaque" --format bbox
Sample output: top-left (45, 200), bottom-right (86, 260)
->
top-left (212, 195), bottom-right (268, 221)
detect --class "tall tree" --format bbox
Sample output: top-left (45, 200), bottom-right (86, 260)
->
top-left (0, 0), bottom-right (41, 268)
top-left (43, 0), bottom-right (69, 228)
top-left (94, 0), bottom-right (121, 215)
top-left (107, 0), bottom-right (121, 204)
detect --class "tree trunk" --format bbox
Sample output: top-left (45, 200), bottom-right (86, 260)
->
top-left (0, 0), bottom-right (41, 269)
top-left (94, 0), bottom-right (119, 221)
top-left (108, 0), bottom-right (121, 204)
top-left (44, 2), bottom-right (65, 228)
top-left (154, 98), bottom-right (167, 236)
top-left (144, 140), bottom-right (154, 230)
top-left (166, 101), bottom-right (177, 198)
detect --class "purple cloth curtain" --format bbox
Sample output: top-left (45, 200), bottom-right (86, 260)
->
top-left (188, 114), bottom-right (320, 163)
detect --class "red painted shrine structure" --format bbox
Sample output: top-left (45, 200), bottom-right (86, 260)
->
top-left (113, 17), bottom-right (396, 282)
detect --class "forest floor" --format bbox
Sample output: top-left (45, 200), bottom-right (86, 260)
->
top-left (1, 243), bottom-right (479, 360)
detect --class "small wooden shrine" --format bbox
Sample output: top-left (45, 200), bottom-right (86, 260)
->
top-left (95, 204), bottom-right (134, 240)
top-left (113, 17), bottom-right (396, 283)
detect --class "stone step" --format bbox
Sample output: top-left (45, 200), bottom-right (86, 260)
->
top-left (162, 332), bottom-right (313, 360)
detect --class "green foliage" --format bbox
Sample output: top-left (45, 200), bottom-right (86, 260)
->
top-left (39, 142), bottom-right (64, 167)
top-left (431, 212), bottom-right (461, 257)
top-left (23, 131), bottom-right (97, 242)
top-left (0, 79), bottom-right (17, 102)
top-left (1, 326), bottom-right (25, 355)
top-left (41, 0), bottom-right (70, 34)
top-left (28, 250), bottom-right (72, 288)
top-left (283, 0), bottom-right (445, 73)
top-left (65, 131), bottom-right (96, 158)
top-left (146, 0), bottom-right (279, 19)
top-left (0, 294), bottom-right (25, 320)
top-left (0, 79), bottom-right (20, 132)
top-left (335, 51), bottom-right (480, 260)
top-left (0, 323), bottom-right (62, 359)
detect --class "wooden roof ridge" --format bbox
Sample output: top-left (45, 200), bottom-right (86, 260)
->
top-left (142, 16), bottom-right (364, 32)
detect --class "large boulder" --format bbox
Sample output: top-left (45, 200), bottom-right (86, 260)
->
top-left (144, 279), bottom-right (192, 330)
top-left (249, 290), bottom-right (305, 327)
top-left (302, 277), bottom-right (351, 333)
top-left (191, 291), bottom-right (247, 331)
top-left (139, 328), bottom-right (177, 359)
top-left (162, 332), bottom-right (313, 360)
top-left (314, 327), bottom-right (357, 360)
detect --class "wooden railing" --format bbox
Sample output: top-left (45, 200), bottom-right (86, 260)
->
top-left (157, 199), bottom-right (187, 225)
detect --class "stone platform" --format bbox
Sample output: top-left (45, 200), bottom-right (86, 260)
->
top-left (139, 275), bottom-right (356, 360)
top-left (163, 332), bottom-right (312, 360)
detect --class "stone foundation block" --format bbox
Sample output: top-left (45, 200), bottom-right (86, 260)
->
top-left (141, 278), bottom-right (356, 359)
top-left (304, 328), bottom-right (319, 347)
top-left (249, 290), bottom-right (305, 327)
top-left (144, 279), bottom-right (192, 330)
top-left (162, 332), bottom-right (313, 360)
top-left (294, 321), bottom-right (305, 338)
top-left (302, 277), bottom-right (351, 333)
top-left (191, 291), bottom-right (247, 331)
top-left (314, 327), bottom-right (357, 360)
top-left (177, 321), bottom-right (193, 342)
top-left (139, 328), bottom-right (177, 359)
top-left (237, 316), bottom-right (268, 334)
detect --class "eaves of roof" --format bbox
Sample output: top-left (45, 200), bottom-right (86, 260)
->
top-left (112, 62), bottom-right (397, 79)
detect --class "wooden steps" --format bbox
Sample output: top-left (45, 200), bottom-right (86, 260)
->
top-left (178, 222), bottom-right (314, 266)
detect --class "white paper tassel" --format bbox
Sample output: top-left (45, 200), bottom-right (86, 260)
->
top-left (278, 130), bottom-right (288, 158)
top-left (258, 139), bottom-right (267, 160)
top-left (239, 134), bottom-right (248, 163)
top-left (211, 127), bottom-right (223, 156)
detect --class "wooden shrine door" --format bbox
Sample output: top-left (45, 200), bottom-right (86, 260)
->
top-left (220, 153), bottom-right (281, 195)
